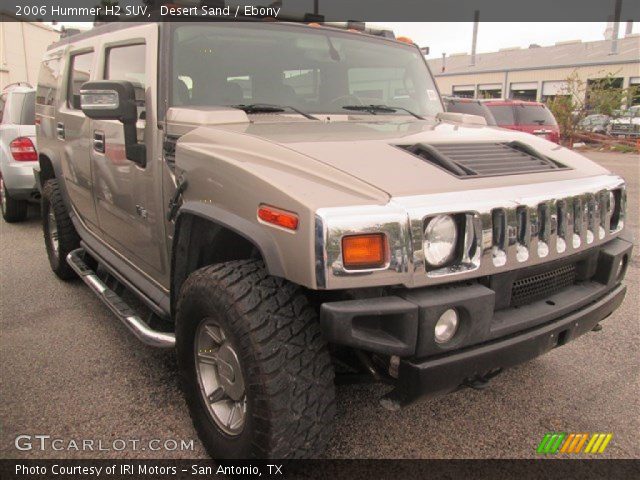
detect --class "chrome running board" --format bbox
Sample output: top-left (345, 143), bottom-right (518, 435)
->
top-left (67, 248), bottom-right (175, 348)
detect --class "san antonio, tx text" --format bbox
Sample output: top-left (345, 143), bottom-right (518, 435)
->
top-left (16, 463), bottom-right (284, 476)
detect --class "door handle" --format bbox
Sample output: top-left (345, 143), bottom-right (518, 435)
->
top-left (56, 122), bottom-right (65, 139)
top-left (93, 130), bottom-right (105, 153)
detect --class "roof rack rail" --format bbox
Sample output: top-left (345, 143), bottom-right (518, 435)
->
top-left (322, 21), bottom-right (395, 38)
top-left (60, 27), bottom-right (83, 38)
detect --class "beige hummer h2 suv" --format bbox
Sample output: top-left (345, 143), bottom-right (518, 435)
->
top-left (35, 21), bottom-right (631, 459)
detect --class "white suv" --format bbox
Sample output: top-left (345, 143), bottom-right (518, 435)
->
top-left (0, 84), bottom-right (38, 222)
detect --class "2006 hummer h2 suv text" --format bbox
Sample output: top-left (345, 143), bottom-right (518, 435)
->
top-left (35, 21), bottom-right (632, 459)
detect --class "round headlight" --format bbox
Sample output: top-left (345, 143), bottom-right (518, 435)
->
top-left (424, 214), bottom-right (458, 267)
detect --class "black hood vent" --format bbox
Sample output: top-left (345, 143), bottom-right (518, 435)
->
top-left (397, 141), bottom-right (569, 178)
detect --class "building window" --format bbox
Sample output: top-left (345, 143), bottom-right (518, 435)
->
top-left (452, 85), bottom-right (475, 98)
top-left (629, 77), bottom-right (640, 106)
top-left (541, 80), bottom-right (569, 103)
top-left (586, 77), bottom-right (623, 110)
top-left (510, 82), bottom-right (537, 101)
top-left (478, 84), bottom-right (502, 99)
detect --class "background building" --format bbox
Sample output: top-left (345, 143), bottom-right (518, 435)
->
top-left (428, 34), bottom-right (640, 105)
top-left (0, 18), bottom-right (60, 89)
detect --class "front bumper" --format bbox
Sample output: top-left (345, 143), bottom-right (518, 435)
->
top-left (384, 283), bottom-right (625, 408)
top-left (320, 236), bottom-right (632, 406)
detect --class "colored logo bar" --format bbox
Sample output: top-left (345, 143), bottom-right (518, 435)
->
top-left (537, 433), bottom-right (612, 454)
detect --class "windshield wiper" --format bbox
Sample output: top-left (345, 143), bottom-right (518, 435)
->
top-left (232, 103), bottom-right (318, 120)
top-left (342, 104), bottom-right (425, 119)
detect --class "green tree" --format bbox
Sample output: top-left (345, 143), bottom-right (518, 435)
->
top-left (546, 70), bottom-right (636, 144)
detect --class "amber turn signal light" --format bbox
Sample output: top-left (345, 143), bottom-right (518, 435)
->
top-left (396, 36), bottom-right (414, 44)
top-left (342, 234), bottom-right (388, 270)
top-left (258, 205), bottom-right (299, 231)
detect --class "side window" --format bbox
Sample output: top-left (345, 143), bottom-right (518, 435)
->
top-left (36, 58), bottom-right (61, 106)
top-left (68, 52), bottom-right (94, 109)
top-left (105, 44), bottom-right (146, 105)
top-left (20, 92), bottom-right (36, 125)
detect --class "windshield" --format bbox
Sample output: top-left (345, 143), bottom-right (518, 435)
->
top-left (170, 23), bottom-right (442, 117)
top-left (444, 100), bottom-right (496, 125)
top-left (485, 105), bottom-right (515, 125)
top-left (514, 105), bottom-right (557, 126)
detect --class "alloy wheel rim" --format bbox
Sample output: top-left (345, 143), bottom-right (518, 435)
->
top-left (48, 208), bottom-right (59, 255)
top-left (195, 318), bottom-right (247, 436)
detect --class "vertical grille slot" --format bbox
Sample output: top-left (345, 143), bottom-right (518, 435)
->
top-left (571, 197), bottom-right (582, 249)
top-left (537, 202), bottom-right (550, 258)
top-left (515, 207), bottom-right (530, 263)
top-left (598, 191), bottom-right (608, 239)
top-left (491, 209), bottom-right (507, 266)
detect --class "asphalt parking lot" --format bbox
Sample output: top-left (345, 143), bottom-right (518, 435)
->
top-left (1, 151), bottom-right (638, 459)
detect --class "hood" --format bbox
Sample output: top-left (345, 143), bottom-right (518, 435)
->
top-left (209, 118), bottom-right (609, 198)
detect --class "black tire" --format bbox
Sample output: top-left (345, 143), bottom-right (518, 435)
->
top-left (0, 176), bottom-right (28, 223)
top-left (42, 179), bottom-right (80, 280)
top-left (176, 259), bottom-right (336, 459)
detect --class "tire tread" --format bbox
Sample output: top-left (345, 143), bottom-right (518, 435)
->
top-left (176, 259), bottom-right (335, 458)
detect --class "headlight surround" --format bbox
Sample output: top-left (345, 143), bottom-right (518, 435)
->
top-left (424, 214), bottom-right (458, 267)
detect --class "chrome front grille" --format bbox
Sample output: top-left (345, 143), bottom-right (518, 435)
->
top-left (316, 175), bottom-right (626, 290)
top-left (482, 191), bottom-right (615, 270)
top-left (418, 179), bottom-right (626, 284)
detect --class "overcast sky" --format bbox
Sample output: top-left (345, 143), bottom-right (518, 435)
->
top-left (58, 21), bottom-right (638, 58)
top-left (376, 22), bottom-right (638, 58)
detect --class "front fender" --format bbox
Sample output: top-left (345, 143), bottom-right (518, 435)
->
top-left (177, 201), bottom-right (287, 279)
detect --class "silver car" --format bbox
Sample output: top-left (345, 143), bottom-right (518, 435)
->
top-left (0, 84), bottom-right (39, 222)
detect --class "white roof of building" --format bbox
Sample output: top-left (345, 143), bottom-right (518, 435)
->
top-left (428, 36), bottom-right (640, 76)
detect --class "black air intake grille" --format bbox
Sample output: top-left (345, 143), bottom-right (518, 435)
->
top-left (397, 141), bottom-right (568, 178)
top-left (511, 264), bottom-right (577, 307)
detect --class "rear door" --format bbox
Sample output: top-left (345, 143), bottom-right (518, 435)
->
top-left (58, 48), bottom-right (99, 227)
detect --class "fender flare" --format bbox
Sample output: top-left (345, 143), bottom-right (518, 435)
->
top-left (175, 201), bottom-right (287, 279)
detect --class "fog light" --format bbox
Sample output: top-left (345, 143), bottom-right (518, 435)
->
top-left (434, 309), bottom-right (459, 344)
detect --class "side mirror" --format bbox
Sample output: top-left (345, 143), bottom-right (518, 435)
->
top-left (80, 80), bottom-right (146, 167)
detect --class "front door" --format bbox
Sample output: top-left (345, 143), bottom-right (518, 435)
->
top-left (90, 24), bottom-right (167, 283)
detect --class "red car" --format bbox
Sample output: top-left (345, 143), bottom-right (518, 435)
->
top-left (483, 100), bottom-right (560, 144)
